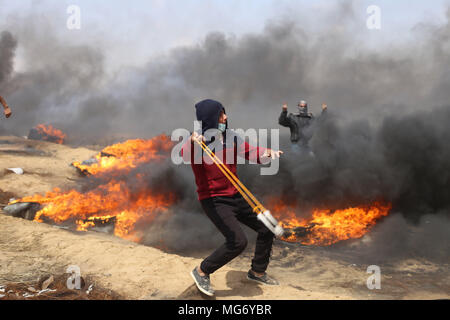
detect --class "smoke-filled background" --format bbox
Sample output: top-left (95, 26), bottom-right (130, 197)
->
top-left (1, 0), bottom-right (449, 263)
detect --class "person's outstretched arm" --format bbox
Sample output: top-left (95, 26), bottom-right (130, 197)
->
top-left (235, 133), bottom-right (283, 165)
top-left (0, 96), bottom-right (12, 118)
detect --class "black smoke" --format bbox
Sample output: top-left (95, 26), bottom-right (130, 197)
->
top-left (1, 2), bottom-right (449, 261)
top-left (1, 4), bottom-right (450, 140)
top-left (136, 104), bottom-right (450, 261)
top-left (248, 105), bottom-right (450, 220)
top-left (0, 30), bottom-right (17, 92)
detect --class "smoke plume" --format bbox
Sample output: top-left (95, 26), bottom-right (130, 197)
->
top-left (1, 2), bottom-right (449, 261)
top-left (1, 4), bottom-right (450, 139)
top-left (0, 30), bottom-right (17, 92)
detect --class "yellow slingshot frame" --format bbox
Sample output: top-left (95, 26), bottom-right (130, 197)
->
top-left (193, 138), bottom-right (285, 238)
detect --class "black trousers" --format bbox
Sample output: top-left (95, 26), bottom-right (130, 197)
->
top-left (199, 193), bottom-right (274, 275)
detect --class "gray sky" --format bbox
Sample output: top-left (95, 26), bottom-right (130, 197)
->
top-left (2, 0), bottom-right (449, 71)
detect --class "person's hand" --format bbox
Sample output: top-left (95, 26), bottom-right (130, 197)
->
top-left (322, 103), bottom-right (328, 111)
top-left (262, 149), bottom-right (284, 160)
top-left (190, 132), bottom-right (205, 144)
top-left (282, 103), bottom-right (288, 111)
top-left (4, 107), bottom-right (11, 118)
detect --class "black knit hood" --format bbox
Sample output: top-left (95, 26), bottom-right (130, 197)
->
top-left (195, 99), bottom-right (228, 134)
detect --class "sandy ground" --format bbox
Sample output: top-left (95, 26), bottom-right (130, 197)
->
top-left (0, 136), bottom-right (449, 300)
top-left (0, 135), bottom-right (96, 197)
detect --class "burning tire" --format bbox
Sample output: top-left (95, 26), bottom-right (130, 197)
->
top-left (3, 202), bottom-right (41, 220)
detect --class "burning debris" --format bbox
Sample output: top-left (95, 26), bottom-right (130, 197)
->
top-left (3, 202), bottom-right (41, 220)
top-left (28, 124), bottom-right (66, 144)
top-left (8, 135), bottom-right (177, 242)
top-left (76, 216), bottom-right (116, 234)
top-left (270, 199), bottom-right (392, 246)
top-left (72, 152), bottom-right (116, 176)
top-left (2, 131), bottom-right (395, 248)
top-left (71, 137), bottom-right (173, 175)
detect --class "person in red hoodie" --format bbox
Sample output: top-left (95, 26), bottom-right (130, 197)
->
top-left (182, 99), bottom-right (283, 296)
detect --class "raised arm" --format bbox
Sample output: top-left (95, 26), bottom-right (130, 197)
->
top-left (0, 96), bottom-right (12, 118)
top-left (278, 103), bottom-right (292, 128)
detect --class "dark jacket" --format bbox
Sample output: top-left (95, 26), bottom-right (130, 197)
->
top-left (279, 107), bottom-right (314, 145)
top-left (182, 99), bottom-right (267, 200)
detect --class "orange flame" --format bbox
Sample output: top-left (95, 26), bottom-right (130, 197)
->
top-left (12, 132), bottom-right (392, 247)
top-left (268, 198), bottom-right (392, 246)
top-left (13, 135), bottom-right (176, 242)
top-left (72, 135), bottom-right (173, 175)
top-left (35, 124), bottom-right (66, 144)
